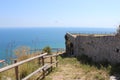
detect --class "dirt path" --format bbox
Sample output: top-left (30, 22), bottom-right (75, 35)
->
top-left (45, 63), bottom-right (82, 80)
top-left (49, 64), bottom-right (82, 80)
top-left (44, 56), bottom-right (109, 80)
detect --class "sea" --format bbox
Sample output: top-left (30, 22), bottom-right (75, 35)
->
top-left (0, 27), bottom-right (116, 65)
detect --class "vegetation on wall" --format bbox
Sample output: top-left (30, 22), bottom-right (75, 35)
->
top-left (117, 25), bottom-right (120, 34)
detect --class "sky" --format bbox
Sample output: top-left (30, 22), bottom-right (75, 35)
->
top-left (0, 0), bottom-right (120, 28)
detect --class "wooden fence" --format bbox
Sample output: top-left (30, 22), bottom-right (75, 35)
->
top-left (0, 53), bottom-right (59, 80)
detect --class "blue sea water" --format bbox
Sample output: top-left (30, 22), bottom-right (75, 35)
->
top-left (0, 27), bottom-right (116, 62)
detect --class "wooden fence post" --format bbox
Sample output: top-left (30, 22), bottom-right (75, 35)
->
top-left (14, 60), bottom-right (19, 80)
top-left (56, 55), bottom-right (58, 67)
top-left (50, 57), bottom-right (52, 71)
top-left (38, 57), bottom-right (41, 65)
top-left (41, 56), bottom-right (45, 79)
top-left (41, 56), bottom-right (44, 66)
top-left (42, 68), bottom-right (45, 79)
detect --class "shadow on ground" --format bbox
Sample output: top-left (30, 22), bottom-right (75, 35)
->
top-left (59, 52), bottom-right (120, 79)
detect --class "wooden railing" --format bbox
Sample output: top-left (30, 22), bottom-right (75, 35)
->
top-left (0, 53), bottom-right (59, 80)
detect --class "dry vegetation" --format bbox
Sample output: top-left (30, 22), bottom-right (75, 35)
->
top-left (1, 46), bottom-right (120, 80)
top-left (0, 52), bottom-right (42, 80)
top-left (0, 46), bottom-right (54, 80)
top-left (0, 52), bottom-right (111, 80)
top-left (44, 54), bottom-right (111, 80)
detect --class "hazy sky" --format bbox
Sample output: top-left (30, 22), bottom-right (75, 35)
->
top-left (0, 0), bottom-right (120, 28)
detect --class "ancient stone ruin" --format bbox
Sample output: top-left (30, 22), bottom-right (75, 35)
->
top-left (65, 26), bottom-right (120, 64)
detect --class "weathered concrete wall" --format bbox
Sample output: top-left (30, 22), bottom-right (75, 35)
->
top-left (65, 33), bottom-right (77, 55)
top-left (65, 33), bottom-right (120, 64)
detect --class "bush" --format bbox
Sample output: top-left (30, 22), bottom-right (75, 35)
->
top-left (14, 46), bottom-right (40, 79)
top-left (42, 46), bottom-right (51, 54)
top-left (14, 46), bottom-right (30, 59)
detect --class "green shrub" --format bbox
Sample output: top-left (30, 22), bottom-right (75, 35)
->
top-left (42, 46), bottom-right (51, 54)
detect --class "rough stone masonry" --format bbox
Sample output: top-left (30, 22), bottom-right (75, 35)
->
top-left (65, 26), bottom-right (120, 64)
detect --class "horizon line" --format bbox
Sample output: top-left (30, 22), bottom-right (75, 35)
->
top-left (0, 26), bottom-right (117, 29)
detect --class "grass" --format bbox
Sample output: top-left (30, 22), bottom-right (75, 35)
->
top-left (0, 45), bottom-right (55, 80)
top-left (0, 52), bottom-right (42, 80)
top-left (1, 49), bottom-right (56, 79)
top-left (0, 51), bottom-right (58, 80)
top-left (1, 51), bottom-right (120, 80)
top-left (44, 54), bottom-right (110, 80)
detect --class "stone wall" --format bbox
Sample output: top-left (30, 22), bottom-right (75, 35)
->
top-left (65, 33), bottom-right (120, 64)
